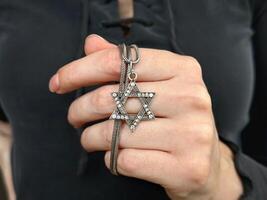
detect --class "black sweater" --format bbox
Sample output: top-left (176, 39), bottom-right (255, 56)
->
top-left (0, 0), bottom-right (266, 199)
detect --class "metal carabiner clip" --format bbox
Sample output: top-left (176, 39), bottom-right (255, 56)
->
top-left (122, 44), bottom-right (140, 64)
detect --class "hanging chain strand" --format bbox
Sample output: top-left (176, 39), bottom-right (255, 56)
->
top-left (110, 44), bottom-right (129, 175)
top-left (110, 43), bottom-right (155, 175)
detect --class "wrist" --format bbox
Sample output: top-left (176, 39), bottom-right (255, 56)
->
top-left (212, 142), bottom-right (243, 200)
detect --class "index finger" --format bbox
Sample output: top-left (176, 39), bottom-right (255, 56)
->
top-left (49, 47), bottom-right (179, 94)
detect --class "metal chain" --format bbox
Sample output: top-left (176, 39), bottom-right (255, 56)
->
top-left (110, 44), bottom-right (128, 175)
top-left (110, 43), bottom-right (141, 175)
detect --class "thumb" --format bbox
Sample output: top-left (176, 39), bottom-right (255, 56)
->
top-left (84, 34), bottom-right (116, 55)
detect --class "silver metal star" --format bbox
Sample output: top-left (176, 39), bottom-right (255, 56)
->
top-left (110, 81), bottom-right (155, 132)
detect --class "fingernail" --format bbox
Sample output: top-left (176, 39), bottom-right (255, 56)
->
top-left (49, 74), bottom-right (59, 93)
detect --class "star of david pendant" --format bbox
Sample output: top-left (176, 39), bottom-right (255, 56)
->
top-left (110, 81), bottom-right (155, 132)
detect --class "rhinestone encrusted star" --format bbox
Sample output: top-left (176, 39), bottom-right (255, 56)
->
top-left (110, 81), bottom-right (155, 132)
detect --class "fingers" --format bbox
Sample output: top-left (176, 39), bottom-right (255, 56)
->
top-left (81, 117), bottom-right (214, 191)
top-left (84, 34), bottom-right (115, 55)
top-left (49, 47), bottom-right (179, 94)
top-left (68, 79), bottom-right (210, 128)
top-left (104, 148), bottom-right (212, 192)
top-left (81, 118), bottom-right (177, 152)
top-left (67, 81), bottom-right (173, 127)
top-left (104, 149), bottom-right (180, 188)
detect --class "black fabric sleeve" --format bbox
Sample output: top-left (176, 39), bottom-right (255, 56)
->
top-left (226, 0), bottom-right (267, 199)
top-left (222, 139), bottom-right (267, 199)
top-left (243, 0), bottom-right (267, 166)
top-left (0, 105), bottom-right (7, 121)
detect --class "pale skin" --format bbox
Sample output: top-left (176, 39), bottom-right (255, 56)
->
top-left (49, 34), bottom-right (243, 200)
top-left (0, 121), bottom-right (16, 200)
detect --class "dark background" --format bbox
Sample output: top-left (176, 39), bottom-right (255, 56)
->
top-left (0, 171), bottom-right (8, 200)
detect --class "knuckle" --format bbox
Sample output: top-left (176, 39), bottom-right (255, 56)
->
top-left (67, 104), bottom-right (76, 125)
top-left (161, 49), bottom-right (175, 58)
top-left (80, 127), bottom-right (90, 150)
top-left (58, 61), bottom-right (80, 87)
top-left (194, 123), bottom-right (214, 145)
top-left (186, 56), bottom-right (201, 70)
top-left (170, 52), bottom-right (183, 71)
top-left (91, 86), bottom-right (113, 114)
top-left (84, 37), bottom-right (90, 53)
top-left (195, 89), bottom-right (212, 111)
top-left (157, 49), bottom-right (182, 75)
top-left (118, 150), bottom-right (139, 173)
top-left (187, 85), bottom-right (212, 111)
top-left (188, 56), bottom-right (200, 67)
top-left (184, 56), bottom-right (203, 78)
top-left (187, 158), bottom-right (211, 188)
top-left (67, 98), bottom-right (87, 126)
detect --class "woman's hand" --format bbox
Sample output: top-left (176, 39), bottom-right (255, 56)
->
top-left (49, 34), bottom-right (243, 200)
